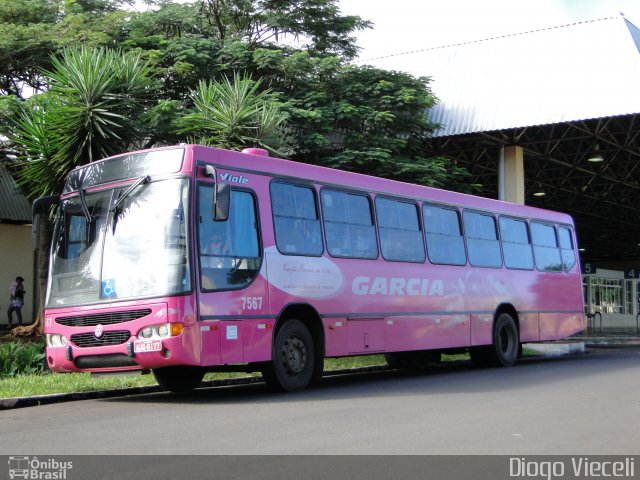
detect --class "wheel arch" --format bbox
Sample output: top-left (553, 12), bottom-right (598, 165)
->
top-left (274, 303), bottom-right (325, 357)
top-left (494, 303), bottom-right (520, 334)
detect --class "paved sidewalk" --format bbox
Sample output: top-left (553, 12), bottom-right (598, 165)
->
top-left (567, 332), bottom-right (640, 346)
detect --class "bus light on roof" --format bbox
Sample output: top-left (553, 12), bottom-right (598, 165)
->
top-left (242, 147), bottom-right (269, 156)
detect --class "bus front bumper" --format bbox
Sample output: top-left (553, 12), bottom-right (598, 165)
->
top-left (46, 333), bottom-right (195, 373)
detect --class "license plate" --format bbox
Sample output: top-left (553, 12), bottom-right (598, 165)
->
top-left (133, 340), bottom-right (162, 353)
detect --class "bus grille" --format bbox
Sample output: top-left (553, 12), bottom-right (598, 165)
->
top-left (70, 331), bottom-right (131, 348)
top-left (56, 309), bottom-right (152, 327)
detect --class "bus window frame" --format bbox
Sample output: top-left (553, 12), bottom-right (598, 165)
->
top-left (422, 202), bottom-right (468, 267)
top-left (196, 181), bottom-right (264, 293)
top-left (269, 178), bottom-right (325, 258)
top-left (498, 215), bottom-right (535, 271)
top-left (530, 220), bottom-right (563, 274)
top-left (374, 194), bottom-right (426, 264)
top-left (462, 209), bottom-right (504, 269)
top-left (319, 186), bottom-right (379, 261)
top-left (558, 224), bottom-right (578, 273)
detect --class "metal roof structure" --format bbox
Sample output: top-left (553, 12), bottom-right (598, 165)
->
top-left (364, 16), bottom-right (640, 137)
top-left (0, 164), bottom-right (32, 224)
top-left (359, 15), bottom-right (640, 263)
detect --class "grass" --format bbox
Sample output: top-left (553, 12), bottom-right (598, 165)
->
top-left (1, 372), bottom-right (158, 398)
top-left (0, 355), bottom-right (388, 399)
top-left (1, 350), bottom-right (541, 399)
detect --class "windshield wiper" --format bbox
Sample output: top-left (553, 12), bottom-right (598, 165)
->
top-left (78, 188), bottom-right (93, 224)
top-left (109, 175), bottom-right (151, 213)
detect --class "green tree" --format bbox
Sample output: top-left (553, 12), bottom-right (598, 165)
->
top-left (123, 3), bottom-right (474, 191)
top-left (0, 0), bottom-right (132, 98)
top-left (2, 1), bottom-right (476, 333)
top-left (236, 48), bottom-right (476, 191)
top-left (175, 73), bottom-right (289, 154)
top-left (13, 46), bottom-right (156, 199)
top-left (195, 0), bottom-right (371, 58)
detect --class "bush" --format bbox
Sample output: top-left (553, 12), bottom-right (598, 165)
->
top-left (0, 340), bottom-right (47, 377)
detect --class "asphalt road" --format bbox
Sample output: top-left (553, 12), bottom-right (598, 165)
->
top-left (2, 347), bottom-right (640, 455)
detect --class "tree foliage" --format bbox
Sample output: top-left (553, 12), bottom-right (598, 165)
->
top-left (0, 0), bottom-right (132, 98)
top-left (10, 46), bottom-right (156, 200)
top-left (2, 0), bottom-right (476, 335)
top-left (3, 0), bottom-right (474, 197)
top-left (195, 0), bottom-right (371, 58)
top-left (176, 73), bottom-right (289, 154)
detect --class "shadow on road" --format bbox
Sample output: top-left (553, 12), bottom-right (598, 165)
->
top-left (101, 346), bottom-right (639, 407)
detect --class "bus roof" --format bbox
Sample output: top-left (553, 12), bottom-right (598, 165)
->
top-left (190, 145), bottom-right (574, 226)
top-left (87, 144), bottom-right (573, 226)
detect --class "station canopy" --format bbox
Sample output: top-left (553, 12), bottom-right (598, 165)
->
top-left (362, 15), bottom-right (640, 263)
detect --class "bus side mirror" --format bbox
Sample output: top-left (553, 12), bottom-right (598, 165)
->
top-left (32, 195), bottom-right (59, 248)
top-left (32, 195), bottom-right (60, 215)
top-left (213, 183), bottom-right (230, 222)
top-left (203, 164), bottom-right (230, 221)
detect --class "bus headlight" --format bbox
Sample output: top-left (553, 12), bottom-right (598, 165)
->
top-left (137, 323), bottom-right (177, 340)
top-left (47, 334), bottom-right (68, 348)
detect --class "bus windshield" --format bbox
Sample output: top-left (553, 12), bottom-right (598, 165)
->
top-left (47, 178), bottom-right (191, 307)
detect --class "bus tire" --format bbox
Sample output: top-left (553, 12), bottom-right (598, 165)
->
top-left (262, 319), bottom-right (316, 392)
top-left (153, 365), bottom-right (204, 392)
top-left (492, 312), bottom-right (519, 367)
top-left (471, 313), bottom-right (519, 368)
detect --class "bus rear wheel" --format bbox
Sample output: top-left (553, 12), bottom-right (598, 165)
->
top-left (261, 319), bottom-right (318, 392)
top-left (153, 365), bottom-right (204, 392)
top-left (470, 313), bottom-right (519, 368)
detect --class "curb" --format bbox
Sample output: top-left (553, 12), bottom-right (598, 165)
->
top-left (524, 342), bottom-right (586, 357)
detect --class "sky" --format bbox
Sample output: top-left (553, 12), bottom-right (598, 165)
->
top-left (339, 0), bottom-right (640, 64)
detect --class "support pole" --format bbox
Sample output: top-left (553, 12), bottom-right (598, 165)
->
top-left (499, 145), bottom-right (525, 204)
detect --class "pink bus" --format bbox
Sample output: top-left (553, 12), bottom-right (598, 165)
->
top-left (37, 145), bottom-right (584, 392)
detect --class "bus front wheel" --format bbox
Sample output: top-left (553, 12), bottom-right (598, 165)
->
top-left (470, 313), bottom-right (519, 368)
top-left (262, 319), bottom-right (317, 392)
top-left (153, 365), bottom-right (204, 392)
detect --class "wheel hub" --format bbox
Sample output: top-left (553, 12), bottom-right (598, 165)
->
top-left (282, 337), bottom-right (307, 374)
top-left (499, 326), bottom-right (515, 355)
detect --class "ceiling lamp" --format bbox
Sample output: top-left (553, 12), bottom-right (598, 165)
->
top-left (587, 143), bottom-right (604, 163)
top-left (531, 182), bottom-right (546, 197)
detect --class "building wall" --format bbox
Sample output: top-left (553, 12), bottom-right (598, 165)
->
top-left (583, 268), bottom-right (639, 334)
top-left (0, 223), bottom-right (35, 325)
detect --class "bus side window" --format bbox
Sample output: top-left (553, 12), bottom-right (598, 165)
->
top-left (558, 227), bottom-right (577, 272)
top-left (271, 182), bottom-right (323, 256)
top-left (198, 187), bottom-right (261, 290)
top-left (531, 222), bottom-right (562, 272)
top-left (463, 211), bottom-right (502, 268)
top-left (376, 197), bottom-right (425, 263)
top-left (499, 217), bottom-right (534, 270)
top-left (423, 205), bottom-right (466, 265)
top-left (322, 189), bottom-right (378, 259)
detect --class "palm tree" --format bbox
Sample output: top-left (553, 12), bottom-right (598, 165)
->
top-left (175, 73), bottom-right (290, 156)
top-left (9, 46), bottom-right (155, 336)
